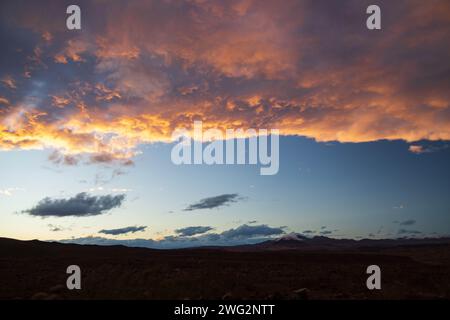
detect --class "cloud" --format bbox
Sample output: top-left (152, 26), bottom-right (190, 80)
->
top-left (99, 225), bottom-right (147, 235)
top-left (393, 219), bottom-right (417, 226)
top-left (23, 192), bottom-right (125, 217)
top-left (409, 145), bottom-right (425, 154)
top-left (175, 226), bottom-right (213, 237)
top-left (48, 224), bottom-right (64, 232)
top-left (184, 194), bottom-right (243, 211)
top-left (399, 219), bottom-right (416, 226)
top-left (0, 96), bottom-right (9, 105)
top-left (1, 0), bottom-right (449, 164)
top-left (220, 224), bottom-right (284, 239)
top-left (59, 223), bottom-right (285, 249)
top-left (409, 144), bottom-right (449, 154)
top-left (0, 187), bottom-right (24, 196)
top-left (48, 150), bottom-right (80, 166)
top-left (1, 75), bottom-right (16, 89)
top-left (398, 229), bottom-right (422, 235)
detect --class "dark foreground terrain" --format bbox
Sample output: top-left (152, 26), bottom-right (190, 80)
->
top-left (1, 236), bottom-right (449, 300)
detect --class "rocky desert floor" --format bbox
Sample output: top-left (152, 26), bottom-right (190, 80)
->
top-left (1, 238), bottom-right (449, 300)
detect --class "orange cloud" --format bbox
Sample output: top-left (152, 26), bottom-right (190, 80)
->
top-left (94, 84), bottom-right (122, 102)
top-left (1, 76), bottom-right (16, 89)
top-left (42, 31), bottom-right (52, 42)
top-left (409, 145), bottom-right (424, 154)
top-left (54, 39), bottom-right (89, 63)
top-left (50, 95), bottom-right (70, 108)
top-left (0, 0), bottom-right (449, 164)
top-left (0, 97), bottom-right (9, 105)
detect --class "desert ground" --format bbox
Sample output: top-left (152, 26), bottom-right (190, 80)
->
top-left (0, 237), bottom-right (449, 300)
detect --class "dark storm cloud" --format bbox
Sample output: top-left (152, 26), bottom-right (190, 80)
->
top-left (99, 226), bottom-right (147, 235)
top-left (184, 194), bottom-right (243, 211)
top-left (23, 192), bottom-right (125, 217)
top-left (220, 224), bottom-right (284, 239)
top-left (175, 226), bottom-right (213, 237)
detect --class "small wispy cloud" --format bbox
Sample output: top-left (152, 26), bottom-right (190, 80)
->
top-left (409, 145), bottom-right (425, 154)
top-left (409, 144), bottom-right (449, 154)
top-left (393, 219), bottom-right (416, 226)
top-left (87, 187), bottom-right (133, 193)
top-left (399, 219), bottom-right (416, 226)
top-left (99, 226), bottom-right (147, 235)
top-left (0, 187), bottom-right (24, 197)
top-left (1, 75), bottom-right (16, 89)
top-left (174, 226), bottom-right (213, 237)
top-left (398, 229), bottom-right (422, 235)
top-left (47, 224), bottom-right (70, 232)
top-left (110, 188), bottom-right (133, 193)
top-left (184, 193), bottom-right (244, 211)
top-left (0, 96), bottom-right (9, 105)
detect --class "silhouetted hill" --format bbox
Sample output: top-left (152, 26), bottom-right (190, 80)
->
top-left (225, 234), bottom-right (450, 251)
top-left (1, 236), bottom-right (449, 300)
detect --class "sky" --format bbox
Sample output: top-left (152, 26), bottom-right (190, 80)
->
top-left (0, 0), bottom-right (449, 248)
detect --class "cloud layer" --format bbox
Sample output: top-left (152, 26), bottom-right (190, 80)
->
top-left (23, 192), bottom-right (125, 217)
top-left (0, 0), bottom-right (449, 164)
top-left (60, 223), bottom-right (286, 249)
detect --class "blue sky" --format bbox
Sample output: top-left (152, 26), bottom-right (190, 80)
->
top-left (1, 136), bottom-right (449, 247)
top-left (1, 0), bottom-right (449, 248)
